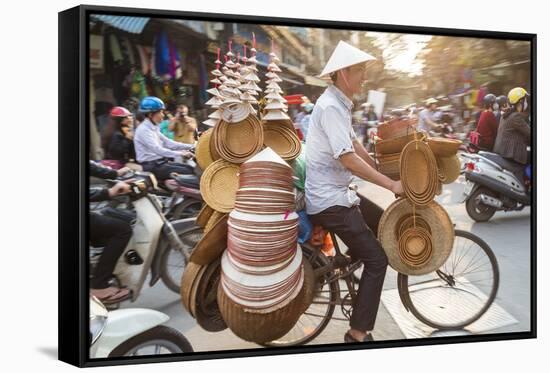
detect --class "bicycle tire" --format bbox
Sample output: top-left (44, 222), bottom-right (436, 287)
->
top-left (399, 230), bottom-right (499, 330)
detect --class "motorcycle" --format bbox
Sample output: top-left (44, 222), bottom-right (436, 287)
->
top-left (461, 149), bottom-right (531, 222)
top-left (91, 160), bottom-right (203, 221)
top-left (90, 296), bottom-right (193, 358)
top-left (90, 171), bottom-right (198, 305)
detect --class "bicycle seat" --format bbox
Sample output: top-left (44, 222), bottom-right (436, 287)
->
top-left (173, 174), bottom-right (200, 189)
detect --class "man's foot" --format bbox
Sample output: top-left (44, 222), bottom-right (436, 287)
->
top-left (344, 330), bottom-right (375, 343)
top-left (91, 286), bottom-right (130, 304)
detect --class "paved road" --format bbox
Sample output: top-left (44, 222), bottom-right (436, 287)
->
top-left (120, 173), bottom-right (531, 351)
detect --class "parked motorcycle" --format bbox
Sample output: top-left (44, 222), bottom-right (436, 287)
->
top-left (90, 296), bottom-right (193, 358)
top-left (90, 171), bottom-right (198, 305)
top-left (462, 150), bottom-right (531, 222)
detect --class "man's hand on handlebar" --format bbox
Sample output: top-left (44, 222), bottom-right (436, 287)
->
top-left (108, 181), bottom-right (132, 197)
top-left (116, 167), bottom-right (132, 177)
top-left (181, 150), bottom-right (194, 159)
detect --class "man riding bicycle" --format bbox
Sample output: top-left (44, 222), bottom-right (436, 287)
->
top-left (305, 41), bottom-right (403, 343)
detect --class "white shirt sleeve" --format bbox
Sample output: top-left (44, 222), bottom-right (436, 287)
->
top-left (137, 126), bottom-right (182, 159)
top-left (319, 106), bottom-right (356, 159)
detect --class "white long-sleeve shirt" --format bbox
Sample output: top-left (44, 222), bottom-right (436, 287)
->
top-left (134, 118), bottom-right (194, 163)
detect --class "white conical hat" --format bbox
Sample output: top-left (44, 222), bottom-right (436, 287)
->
top-left (206, 88), bottom-right (222, 97)
top-left (264, 100), bottom-right (286, 110)
top-left (247, 55), bottom-right (258, 64)
top-left (205, 96), bottom-right (223, 106)
top-left (262, 110), bottom-right (290, 121)
top-left (319, 40), bottom-right (376, 78)
top-left (245, 146), bottom-right (289, 167)
top-left (268, 62), bottom-right (282, 72)
top-left (208, 109), bottom-right (222, 119)
top-left (210, 78), bottom-right (222, 85)
top-left (211, 69), bottom-right (223, 77)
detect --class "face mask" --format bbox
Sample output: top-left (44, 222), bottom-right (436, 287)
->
top-left (493, 103), bottom-right (499, 111)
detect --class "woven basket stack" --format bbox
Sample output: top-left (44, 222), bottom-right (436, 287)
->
top-left (181, 38), bottom-right (309, 343)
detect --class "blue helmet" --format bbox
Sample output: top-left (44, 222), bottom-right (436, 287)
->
top-left (139, 96), bottom-right (165, 113)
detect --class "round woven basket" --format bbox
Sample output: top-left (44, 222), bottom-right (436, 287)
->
top-left (196, 204), bottom-right (214, 229)
top-left (217, 257), bottom-right (314, 344)
top-left (436, 155), bottom-right (461, 184)
top-left (200, 160), bottom-right (240, 213)
top-left (180, 262), bottom-right (207, 316)
top-left (427, 137), bottom-right (462, 157)
top-left (377, 118), bottom-right (417, 140)
top-left (190, 214), bottom-right (228, 265)
top-left (378, 198), bottom-right (454, 276)
top-left (213, 116), bottom-right (264, 163)
top-left (375, 132), bottom-right (425, 155)
top-left (263, 122), bottom-right (301, 161)
top-left (195, 128), bottom-right (215, 171)
top-left (400, 140), bottom-right (438, 207)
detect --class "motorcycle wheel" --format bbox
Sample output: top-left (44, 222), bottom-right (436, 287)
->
top-left (466, 187), bottom-right (497, 222)
top-left (108, 325), bottom-right (193, 357)
top-left (169, 199), bottom-right (203, 220)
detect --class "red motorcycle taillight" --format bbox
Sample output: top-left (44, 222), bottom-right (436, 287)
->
top-left (466, 162), bottom-right (475, 171)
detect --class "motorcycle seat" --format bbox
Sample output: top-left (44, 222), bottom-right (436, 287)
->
top-left (479, 151), bottom-right (523, 173)
top-left (174, 174), bottom-right (200, 189)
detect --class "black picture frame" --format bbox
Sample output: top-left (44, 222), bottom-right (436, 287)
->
top-left (59, 4), bottom-right (537, 368)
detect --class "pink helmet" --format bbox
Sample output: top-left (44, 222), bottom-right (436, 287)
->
top-left (110, 106), bottom-right (132, 117)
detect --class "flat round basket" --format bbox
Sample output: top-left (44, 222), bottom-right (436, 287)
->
top-left (436, 155), bottom-right (461, 184)
top-left (195, 128), bottom-right (215, 171)
top-left (378, 198), bottom-right (454, 276)
top-left (200, 160), bottom-right (240, 213)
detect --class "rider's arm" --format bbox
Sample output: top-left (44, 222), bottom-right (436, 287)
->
top-left (339, 152), bottom-right (399, 193)
top-left (352, 138), bottom-right (376, 168)
top-left (135, 126), bottom-right (183, 159)
top-left (89, 161), bottom-right (117, 179)
top-left (89, 187), bottom-right (110, 202)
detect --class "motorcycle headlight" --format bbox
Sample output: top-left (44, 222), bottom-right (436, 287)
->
top-left (89, 296), bottom-right (108, 346)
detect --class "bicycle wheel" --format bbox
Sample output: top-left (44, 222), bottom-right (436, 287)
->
top-left (399, 230), bottom-right (499, 330)
top-left (262, 243), bottom-right (338, 347)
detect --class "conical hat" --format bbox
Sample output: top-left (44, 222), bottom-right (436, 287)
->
top-left (319, 40), bottom-right (376, 78)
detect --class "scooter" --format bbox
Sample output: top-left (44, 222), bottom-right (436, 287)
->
top-left (90, 172), bottom-right (197, 304)
top-left (90, 296), bottom-right (193, 358)
top-left (461, 150), bottom-right (531, 222)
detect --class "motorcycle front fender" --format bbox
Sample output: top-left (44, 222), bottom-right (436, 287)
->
top-left (90, 308), bottom-right (169, 359)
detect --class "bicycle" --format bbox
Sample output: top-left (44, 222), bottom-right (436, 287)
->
top-left (263, 229), bottom-right (499, 347)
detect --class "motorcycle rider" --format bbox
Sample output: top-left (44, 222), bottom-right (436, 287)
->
top-left (475, 94), bottom-right (498, 151)
top-left (89, 161), bottom-right (132, 303)
top-left (102, 106), bottom-right (136, 167)
top-left (417, 98), bottom-right (441, 133)
top-left (134, 96), bottom-right (195, 181)
top-left (493, 87), bottom-right (531, 182)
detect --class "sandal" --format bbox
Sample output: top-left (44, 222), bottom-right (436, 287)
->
top-left (344, 331), bottom-right (375, 343)
top-left (91, 287), bottom-right (131, 304)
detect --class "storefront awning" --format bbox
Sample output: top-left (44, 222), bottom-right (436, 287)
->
top-left (91, 15), bottom-right (150, 34)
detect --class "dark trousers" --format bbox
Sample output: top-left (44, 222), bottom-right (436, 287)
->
top-left (308, 193), bottom-right (388, 332)
top-left (89, 212), bottom-right (132, 289)
top-left (141, 159), bottom-right (194, 181)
